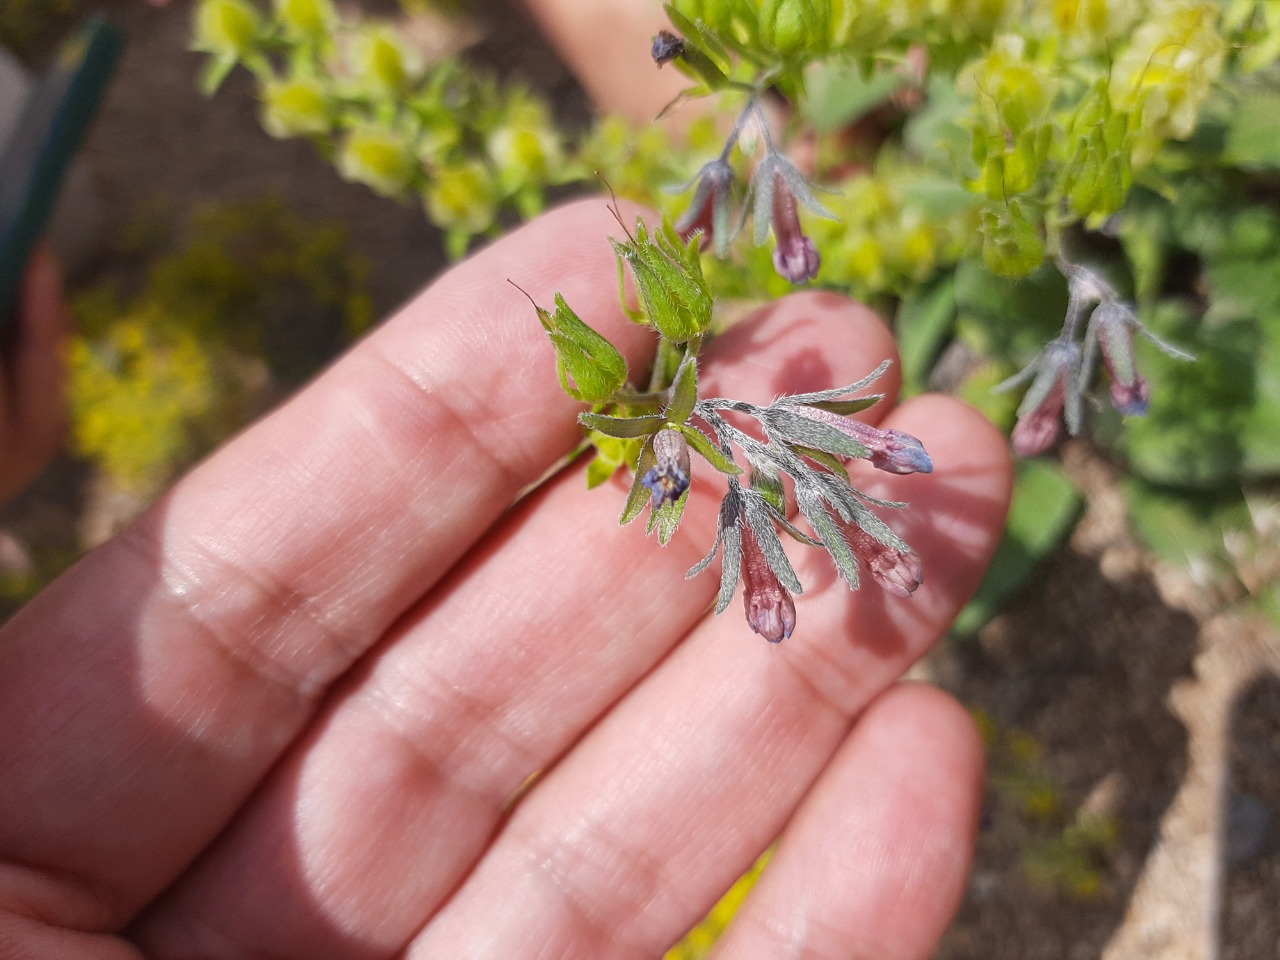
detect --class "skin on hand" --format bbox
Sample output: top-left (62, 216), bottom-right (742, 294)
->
top-left (0, 199), bottom-right (1011, 960)
top-left (0, 249), bottom-right (70, 504)
top-left (520, 0), bottom-right (689, 124)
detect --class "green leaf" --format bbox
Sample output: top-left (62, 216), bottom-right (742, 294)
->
top-left (750, 469), bottom-right (787, 515)
top-left (666, 351), bottom-right (699, 423)
top-left (980, 200), bottom-right (1046, 278)
top-left (1124, 480), bottom-right (1251, 575)
top-left (802, 59), bottom-right (905, 134)
top-left (537, 293), bottom-right (628, 404)
top-left (1225, 90), bottom-right (1280, 171)
top-left (896, 273), bottom-right (957, 394)
top-left (801, 395), bottom-right (882, 416)
top-left (790, 444), bottom-right (849, 479)
top-left (578, 411), bottom-right (667, 438)
top-left (951, 460), bottom-right (1082, 640)
top-left (678, 424), bottom-right (743, 474)
top-left (586, 432), bottom-right (639, 489)
top-left (199, 55), bottom-right (238, 96)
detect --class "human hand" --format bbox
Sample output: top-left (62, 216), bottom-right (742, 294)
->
top-left (0, 202), bottom-right (1011, 959)
top-left (0, 248), bottom-right (68, 503)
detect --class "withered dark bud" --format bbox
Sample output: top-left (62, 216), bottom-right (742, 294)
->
top-left (651, 30), bottom-right (685, 66)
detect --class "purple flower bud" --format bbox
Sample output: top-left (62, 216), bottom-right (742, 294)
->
top-left (740, 519), bottom-right (796, 642)
top-left (1088, 302), bottom-right (1148, 415)
top-left (845, 523), bottom-right (923, 598)
top-left (997, 338), bottom-right (1084, 457)
top-left (674, 158), bottom-right (735, 257)
top-left (651, 30), bottom-right (685, 66)
top-left (1011, 385), bottom-right (1066, 457)
top-left (641, 429), bottom-right (691, 509)
top-left (788, 407), bottom-right (933, 475)
top-left (751, 153), bottom-right (836, 286)
top-left (769, 173), bottom-right (821, 284)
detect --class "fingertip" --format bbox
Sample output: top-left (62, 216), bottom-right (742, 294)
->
top-left (868, 681), bottom-right (986, 804)
top-left (708, 681), bottom-right (985, 960)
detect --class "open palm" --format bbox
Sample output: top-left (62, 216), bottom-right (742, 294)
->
top-left (0, 202), bottom-right (1011, 959)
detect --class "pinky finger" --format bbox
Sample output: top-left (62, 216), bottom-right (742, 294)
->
top-left (709, 683), bottom-right (984, 960)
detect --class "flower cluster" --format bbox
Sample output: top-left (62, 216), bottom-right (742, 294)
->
top-left (682, 361), bottom-right (931, 642)
top-left (669, 100), bottom-right (836, 285)
top-left (997, 262), bottom-right (1193, 456)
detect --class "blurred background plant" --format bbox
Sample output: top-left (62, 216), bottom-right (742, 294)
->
top-left (68, 196), bottom-right (372, 500)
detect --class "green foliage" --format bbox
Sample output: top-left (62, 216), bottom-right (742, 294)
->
top-left (193, 0), bottom-right (582, 258)
top-left (952, 459), bottom-right (1082, 639)
top-left (69, 197), bottom-right (372, 493)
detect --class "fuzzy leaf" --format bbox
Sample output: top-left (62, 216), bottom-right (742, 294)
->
top-left (578, 411), bottom-right (667, 438)
top-left (763, 408), bottom-right (872, 460)
top-left (797, 483), bottom-right (860, 590)
top-left (750, 469), bottom-right (787, 515)
top-left (800, 396), bottom-right (882, 416)
top-left (647, 487), bottom-right (690, 545)
top-left (679, 424), bottom-right (743, 474)
top-left (743, 494), bottom-right (801, 593)
top-left (538, 294), bottom-right (628, 403)
top-left (667, 351), bottom-right (699, 424)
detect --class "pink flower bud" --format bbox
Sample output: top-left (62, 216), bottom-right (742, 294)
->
top-left (789, 407), bottom-right (933, 475)
top-left (675, 158), bottom-right (735, 257)
top-left (845, 524), bottom-right (923, 598)
top-left (740, 520), bottom-right (796, 642)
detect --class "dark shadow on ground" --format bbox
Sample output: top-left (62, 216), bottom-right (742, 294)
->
top-left (936, 547), bottom-right (1198, 960)
top-left (1220, 669), bottom-right (1280, 960)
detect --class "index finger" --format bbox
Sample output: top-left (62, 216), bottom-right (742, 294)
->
top-left (0, 199), bottom-right (652, 924)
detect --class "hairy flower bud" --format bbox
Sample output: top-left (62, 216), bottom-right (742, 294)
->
top-left (994, 337), bottom-right (1084, 456)
top-left (1087, 301), bottom-right (1149, 415)
top-left (786, 407), bottom-right (933, 475)
top-left (740, 519), bottom-right (796, 643)
top-left (641, 429), bottom-right (692, 508)
top-left (674, 158), bottom-right (735, 257)
top-left (751, 153), bottom-right (835, 285)
top-left (844, 523), bottom-right (922, 598)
